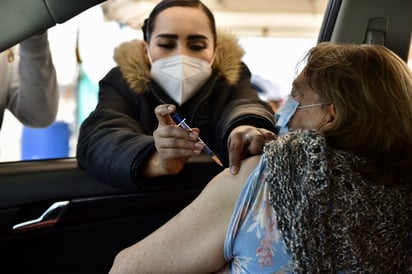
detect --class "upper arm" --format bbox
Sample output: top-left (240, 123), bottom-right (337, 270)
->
top-left (109, 155), bottom-right (262, 274)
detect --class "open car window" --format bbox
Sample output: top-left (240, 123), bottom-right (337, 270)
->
top-left (1, 0), bottom-right (411, 163)
top-left (0, 0), bottom-right (331, 162)
top-left (0, 0), bottom-right (412, 162)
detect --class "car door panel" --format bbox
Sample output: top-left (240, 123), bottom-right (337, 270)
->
top-left (0, 156), bottom-right (223, 273)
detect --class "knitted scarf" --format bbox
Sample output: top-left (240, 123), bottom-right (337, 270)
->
top-left (264, 130), bottom-right (411, 273)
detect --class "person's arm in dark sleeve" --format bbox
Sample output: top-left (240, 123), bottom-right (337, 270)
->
top-left (76, 70), bottom-right (155, 191)
top-left (214, 63), bottom-right (277, 166)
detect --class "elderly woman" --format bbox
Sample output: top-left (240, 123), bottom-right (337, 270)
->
top-left (109, 42), bottom-right (412, 273)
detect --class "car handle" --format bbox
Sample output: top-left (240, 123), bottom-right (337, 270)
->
top-left (12, 200), bottom-right (70, 233)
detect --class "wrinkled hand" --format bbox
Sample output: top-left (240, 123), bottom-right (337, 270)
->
top-left (227, 125), bottom-right (276, 175)
top-left (147, 104), bottom-right (204, 177)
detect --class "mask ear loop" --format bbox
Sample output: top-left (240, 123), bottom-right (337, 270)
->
top-left (145, 44), bottom-right (154, 66)
top-left (209, 49), bottom-right (217, 67)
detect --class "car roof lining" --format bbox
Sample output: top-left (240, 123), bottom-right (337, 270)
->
top-left (0, 0), bottom-right (106, 52)
top-left (1, 0), bottom-right (410, 60)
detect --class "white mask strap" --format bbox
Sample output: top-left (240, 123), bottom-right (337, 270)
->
top-left (297, 102), bottom-right (331, 109)
top-left (209, 49), bottom-right (217, 67)
top-left (146, 45), bottom-right (153, 65)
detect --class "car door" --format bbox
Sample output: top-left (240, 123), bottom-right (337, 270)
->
top-left (0, 0), bottom-right (411, 273)
top-left (0, 156), bottom-right (222, 273)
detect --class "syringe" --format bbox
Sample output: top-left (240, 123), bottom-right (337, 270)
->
top-left (171, 112), bottom-right (223, 167)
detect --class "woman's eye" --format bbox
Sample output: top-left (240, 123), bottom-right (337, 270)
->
top-left (189, 44), bottom-right (207, 51)
top-left (158, 43), bottom-right (175, 50)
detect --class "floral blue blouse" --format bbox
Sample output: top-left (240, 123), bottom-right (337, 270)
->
top-left (216, 156), bottom-right (291, 273)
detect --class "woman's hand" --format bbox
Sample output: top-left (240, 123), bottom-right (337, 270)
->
top-left (227, 125), bottom-right (276, 175)
top-left (143, 104), bottom-right (204, 177)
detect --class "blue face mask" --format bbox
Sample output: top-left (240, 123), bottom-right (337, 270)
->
top-left (275, 96), bottom-right (299, 135)
top-left (275, 96), bottom-right (332, 135)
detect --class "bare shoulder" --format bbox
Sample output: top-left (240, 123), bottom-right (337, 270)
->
top-left (239, 155), bottom-right (262, 173)
top-left (207, 155), bottom-right (262, 193)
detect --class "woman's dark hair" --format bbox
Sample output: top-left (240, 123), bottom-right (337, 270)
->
top-left (142, 0), bottom-right (216, 45)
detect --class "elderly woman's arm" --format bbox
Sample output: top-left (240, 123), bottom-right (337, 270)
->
top-left (109, 155), bottom-right (262, 274)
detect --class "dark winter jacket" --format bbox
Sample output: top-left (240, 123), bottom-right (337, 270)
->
top-left (76, 31), bottom-right (276, 190)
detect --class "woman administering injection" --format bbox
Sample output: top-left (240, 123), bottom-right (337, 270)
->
top-left (76, 0), bottom-right (276, 191)
top-left (171, 112), bottom-right (223, 167)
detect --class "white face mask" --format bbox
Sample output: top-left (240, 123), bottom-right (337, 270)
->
top-left (150, 54), bottom-right (213, 105)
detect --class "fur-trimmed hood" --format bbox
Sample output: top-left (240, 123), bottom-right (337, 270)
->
top-left (113, 30), bottom-right (245, 94)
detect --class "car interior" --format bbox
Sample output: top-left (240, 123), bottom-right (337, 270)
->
top-left (0, 0), bottom-right (411, 273)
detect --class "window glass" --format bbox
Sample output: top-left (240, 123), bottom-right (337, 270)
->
top-left (0, 7), bottom-right (140, 162)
